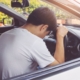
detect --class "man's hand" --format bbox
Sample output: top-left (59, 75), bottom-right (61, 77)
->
top-left (48, 25), bottom-right (68, 67)
top-left (56, 25), bottom-right (68, 38)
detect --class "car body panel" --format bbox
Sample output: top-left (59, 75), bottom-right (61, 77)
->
top-left (6, 58), bottom-right (80, 80)
top-left (43, 66), bottom-right (80, 80)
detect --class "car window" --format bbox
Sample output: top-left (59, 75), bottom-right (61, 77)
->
top-left (0, 12), bottom-right (13, 27)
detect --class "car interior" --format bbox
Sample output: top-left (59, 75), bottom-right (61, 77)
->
top-left (0, 0), bottom-right (80, 62)
top-left (0, 0), bottom-right (80, 79)
top-left (0, 14), bottom-right (80, 63)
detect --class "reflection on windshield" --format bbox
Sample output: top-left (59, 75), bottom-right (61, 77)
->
top-left (51, 0), bottom-right (80, 25)
top-left (74, 0), bottom-right (80, 3)
top-left (54, 0), bottom-right (80, 12)
top-left (68, 0), bottom-right (80, 7)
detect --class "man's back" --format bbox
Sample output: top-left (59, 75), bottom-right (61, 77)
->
top-left (0, 28), bottom-right (41, 79)
top-left (0, 28), bottom-right (54, 79)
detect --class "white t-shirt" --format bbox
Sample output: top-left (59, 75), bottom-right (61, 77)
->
top-left (0, 28), bottom-right (55, 79)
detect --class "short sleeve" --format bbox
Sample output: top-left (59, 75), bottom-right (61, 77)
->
top-left (31, 39), bottom-right (55, 68)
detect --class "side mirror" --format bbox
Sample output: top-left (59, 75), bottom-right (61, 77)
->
top-left (3, 18), bottom-right (13, 26)
top-left (11, 0), bottom-right (29, 8)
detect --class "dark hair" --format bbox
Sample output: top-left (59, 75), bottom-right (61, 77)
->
top-left (26, 7), bottom-right (57, 31)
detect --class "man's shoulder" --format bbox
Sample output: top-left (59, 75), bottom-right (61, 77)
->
top-left (32, 38), bottom-right (45, 48)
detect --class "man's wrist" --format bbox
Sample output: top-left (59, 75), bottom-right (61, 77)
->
top-left (56, 34), bottom-right (64, 40)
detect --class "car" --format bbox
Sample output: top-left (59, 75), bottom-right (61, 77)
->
top-left (0, 0), bottom-right (80, 80)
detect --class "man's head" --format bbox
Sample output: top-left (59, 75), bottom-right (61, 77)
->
top-left (25, 7), bottom-right (57, 38)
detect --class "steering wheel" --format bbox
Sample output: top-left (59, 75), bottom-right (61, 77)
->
top-left (64, 34), bottom-right (68, 49)
top-left (44, 33), bottom-right (68, 57)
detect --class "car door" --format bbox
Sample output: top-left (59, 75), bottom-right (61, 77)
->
top-left (6, 58), bottom-right (80, 80)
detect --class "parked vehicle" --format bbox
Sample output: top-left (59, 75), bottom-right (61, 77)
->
top-left (0, 0), bottom-right (80, 80)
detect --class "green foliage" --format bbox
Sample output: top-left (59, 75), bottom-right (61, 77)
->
top-left (26, 0), bottom-right (41, 13)
top-left (26, 0), bottom-right (55, 14)
top-left (0, 0), bottom-right (11, 6)
top-left (26, 0), bottom-right (69, 19)
top-left (0, 0), bottom-right (72, 22)
top-left (0, 12), bottom-right (8, 22)
top-left (0, 0), bottom-right (11, 23)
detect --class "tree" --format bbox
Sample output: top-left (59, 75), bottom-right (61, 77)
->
top-left (0, 0), bottom-right (10, 6)
top-left (0, 0), bottom-right (73, 20)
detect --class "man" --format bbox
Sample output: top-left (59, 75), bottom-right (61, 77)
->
top-left (0, 7), bottom-right (68, 79)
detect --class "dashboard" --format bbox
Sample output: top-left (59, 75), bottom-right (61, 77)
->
top-left (65, 32), bottom-right (80, 61)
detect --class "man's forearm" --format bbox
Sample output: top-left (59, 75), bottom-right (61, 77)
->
top-left (53, 36), bottom-right (65, 63)
top-left (47, 26), bottom-right (68, 67)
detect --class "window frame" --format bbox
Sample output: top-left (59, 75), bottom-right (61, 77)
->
top-left (8, 58), bottom-right (80, 80)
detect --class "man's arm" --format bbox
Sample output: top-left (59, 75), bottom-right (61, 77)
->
top-left (48, 26), bottom-right (68, 67)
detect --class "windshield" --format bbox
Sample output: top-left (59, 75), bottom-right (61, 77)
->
top-left (68, 0), bottom-right (80, 7)
top-left (54, 0), bottom-right (80, 12)
top-left (43, 0), bottom-right (80, 26)
top-left (0, 0), bottom-right (80, 26)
